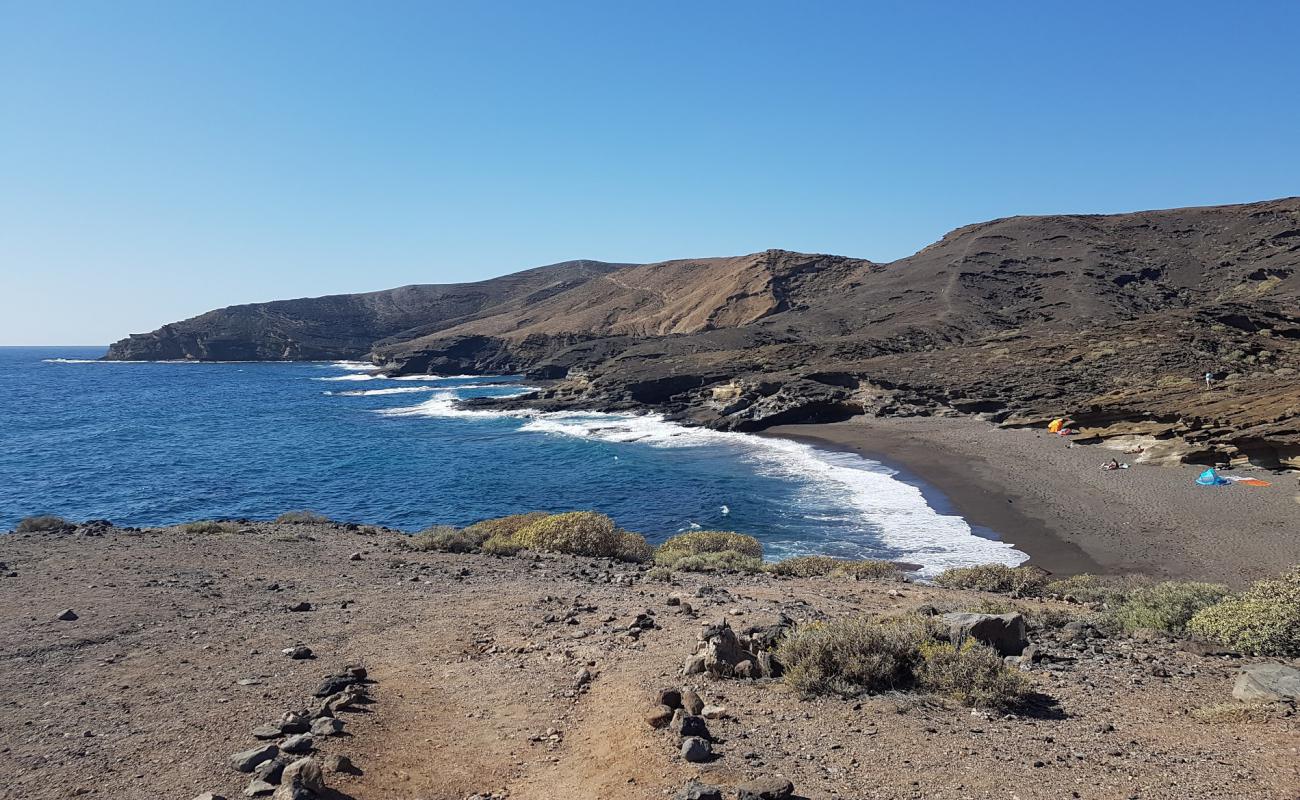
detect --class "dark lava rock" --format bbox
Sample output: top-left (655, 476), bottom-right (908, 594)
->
top-left (737, 777), bottom-right (796, 800)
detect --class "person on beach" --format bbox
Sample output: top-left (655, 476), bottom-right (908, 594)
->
top-left (1102, 458), bottom-right (1121, 471)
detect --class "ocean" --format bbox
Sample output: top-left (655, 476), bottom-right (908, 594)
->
top-left (0, 346), bottom-right (1025, 575)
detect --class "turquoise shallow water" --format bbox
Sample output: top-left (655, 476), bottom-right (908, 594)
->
top-left (0, 346), bottom-right (1024, 573)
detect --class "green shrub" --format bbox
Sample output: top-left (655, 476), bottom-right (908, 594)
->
top-left (408, 525), bottom-right (476, 553)
top-left (934, 564), bottom-right (1047, 596)
top-left (645, 565), bottom-right (675, 582)
top-left (15, 515), bottom-right (71, 532)
top-left (671, 550), bottom-right (766, 573)
top-left (179, 520), bottom-right (239, 534)
top-left (966, 598), bottom-right (1017, 615)
top-left (481, 533), bottom-right (525, 556)
top-left (1188, 567), bottom-right (1300, 656)
top-left (777, 616), bottom-right (933, 697)
top-left (1044, 573), bottom-right (1152, 605)
top-left (916, 640), bottom-right (1029, 709)
top-left (515, 511), bottom-right (623, 558)
top-left (616, 532), bottom-right (653, 563)
top-left (655, 531), bottom-right (763, 568)
top-left (767, 555), bottom-right (901, 581)
top-left (275, 510), bottom-right (330, 525)
top-left (1112, 581), bottom-right (1230, 635)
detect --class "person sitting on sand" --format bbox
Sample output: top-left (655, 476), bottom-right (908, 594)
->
top-left (1102, 458), bottom-right (1121, 471)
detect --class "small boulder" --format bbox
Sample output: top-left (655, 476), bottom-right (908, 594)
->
top-left (656, 687), bottom-right (683, 709)
top-left (701, 704), bottom-right (728, 719)
top-left (646, 705), bottom-right (675, 729)
top-left (676, 780), bottom-right (724, 800)
top-left (310, 717), bottom-right (344, 736)
top-left (681, 736), bottom-right (712, 763)
top-left (678, 715), bottom-right (710, 740)
top-left (314, 674), bottom-right (359, 698)
top-left (288, 602), bottom-right (312, 612)
top-left (230, 744), bottom-right (279, 773)
top-left (251, 724), bottom-right (283, 740)
top-left (283, 646), bottom-right (314, 660)
top-left (193, 794), bottom-right (227, 800)
top-left (1233, 663), bottom-right (1300, 703)
top-left (56, 609), bottom-right (78, 621)
top-left (324, 754), bottom-right (358, 774)
top-left (942, 612), bottom-right (1028, 656)
top-left (349, 552), bottom-right (363, 561)
top-left (681, 655), bottom-right (706, 676)
top-left (737, 777), bottom-right (795, 800)
top-left (680, 689), bottom-right (704, 716)
top-left (281, 734), bottom-right (313, 754)
top-left (244, 779), bottom-right (275, 797)
top-left (273, 757), bottom-right (325, 800)
top-left (278, 712), bottom-right (311, 734)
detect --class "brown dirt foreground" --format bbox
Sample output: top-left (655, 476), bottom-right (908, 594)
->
top-left (1, 523), bottom-right (1297, 800)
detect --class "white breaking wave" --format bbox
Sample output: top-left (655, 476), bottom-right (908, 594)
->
top-left (378, 396), bottom-right (1027, 575)
top-left (328, 384), bottom-right (532, 397)
top-left (314, 372), bottom-right (489, 382)
top-left (326, 361), bottom-right (375, 371)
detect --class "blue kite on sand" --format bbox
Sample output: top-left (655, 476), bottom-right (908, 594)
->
top-left (1195, 468), bottom-right (1230, 486)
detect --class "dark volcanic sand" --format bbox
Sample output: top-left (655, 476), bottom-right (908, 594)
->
top-left (766, 417), bottom-right (1300, 586)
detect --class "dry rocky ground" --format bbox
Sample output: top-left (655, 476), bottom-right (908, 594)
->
top-left (1, 522), bottom-right (1297, 800)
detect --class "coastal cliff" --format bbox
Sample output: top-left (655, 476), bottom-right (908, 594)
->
top-left (106, 198), bottom-right (1300, 466)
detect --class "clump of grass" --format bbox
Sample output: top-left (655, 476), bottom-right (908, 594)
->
top-left (767, 555), bottom-right (902, 581)
top-left (777, 615), bottom-right (932, 697)
top-left (1190, 702), bottom-right (1281, 724)
top-left (407, 525), bottom-right (476, 552)
top-left (179, 520), bottom-right (239, 534)
top-left (966, 598), bottom-right (1017, 615)
top-left (934, 564), bottom-right (1047, 596)
top-left (15, 515), bottom-right (72, 533)
top-left (644, 565), bottom-right (675, 582)
top-left (1044, 573), bottom-right (1152, 605)
top-left (481, 533), bottom-right (525, 556)
top-left (915, 640), bottom-right (1029, 709)
top-left (1111, 581), bottom-right (1230, 635)
top-left (1188, 567), bottom-right (1300, 656)
top-left (655, 531), bottom-right (763, 570)
top-left (462, 512), bottom-right (549, 542)
top-left (274, 510), bottom-right (330, 525)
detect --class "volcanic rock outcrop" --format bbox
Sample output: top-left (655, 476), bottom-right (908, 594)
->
top-left (107, 198), bottom-right (1300, 466)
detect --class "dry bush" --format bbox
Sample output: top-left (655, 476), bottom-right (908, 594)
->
top-left (1044, 573), bottom-right (1152, 605)
top-left (15, 515), bottom-right (71, 532)
top-left (462, 512), bottom-right (549, 542)
top-left (934, 564), bottom-right (1047, 596)
top-left (915, 640), bottom-right (1028, 709)
top-left (1112, 581), bottom-right (1230, 635)
top-left (777, 616), bottom-right (933, 697)
top-left (655, 531), bottom-right (763, 569)
top-left (767, 555), bottom-right (902, 581)
top-left (408, 525), bottom-right (476, 552)
top-left (616, 531), bottom-right (653, 563)
top-left (1189, 566), bottom-right (1300, 656)
top-left (670, 550), bottom-right (765, 573)
top-left (1190, 702), bottom-right (1283, 724)
top-left (274, 510), bottom-right (330, 525)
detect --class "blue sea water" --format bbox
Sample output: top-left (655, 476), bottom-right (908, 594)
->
top-left (0, 346), bottom-right (1025, 574)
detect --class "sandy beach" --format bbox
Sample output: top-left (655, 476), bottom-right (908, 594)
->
top-left (766, 416), bottom-right (1300, 586)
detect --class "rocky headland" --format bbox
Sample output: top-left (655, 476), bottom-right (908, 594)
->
top-left (107, 198), bottom-right (1300, 468)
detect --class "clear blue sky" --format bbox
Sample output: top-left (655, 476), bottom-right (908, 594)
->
top-left (3, 2), bottom-right (1298, 345)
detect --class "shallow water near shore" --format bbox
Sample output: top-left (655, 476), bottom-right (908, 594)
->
top-left (0, 346), bottom-right (1025, 574)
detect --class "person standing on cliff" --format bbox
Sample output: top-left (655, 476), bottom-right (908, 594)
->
top-left (1204, 371), bottom-right (1213, 389)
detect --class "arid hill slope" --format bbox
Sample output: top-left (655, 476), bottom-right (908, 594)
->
top-left (105, 198), bottom-right (1300, 465)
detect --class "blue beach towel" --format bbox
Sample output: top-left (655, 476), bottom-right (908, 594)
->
top-left (1195, 468), bottom-right (1229, 486)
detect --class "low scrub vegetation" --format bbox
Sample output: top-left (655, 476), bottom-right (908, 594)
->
top-left (274, 510), bottom-right (330, 525)
top-left (179, 520), bottom-right (239, 534)
top-left (933, 564), bottom-right (1047, 596)
top-left (1044, 573), bottom-right (1152, 605)
top-left (1190, 702), bottom-right (1282, 724)
top-left (408, 525), bottom-right (476, 553)
top-left (654, 531), bottom-right (764, 571)
top-left (766, 555), bottom-right (902, 581)
top-left (1111, 581), bottom-right (1230, 635)
top-left (515, 511), bottom-right (625, 558)
top-left (778, 614), bottom-right (1027, 709)
top-left (1188, 567), bottom-right (1300, 656)
top-left (15, 515), bottom-right (72, 532)
top-left (916, 640), bottom-right (1029, 708)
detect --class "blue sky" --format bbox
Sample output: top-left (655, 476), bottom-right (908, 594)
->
top-left (2, 2), bottom-right (1298, 345)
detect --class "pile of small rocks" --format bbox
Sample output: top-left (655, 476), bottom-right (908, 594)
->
top-left (201, 663), bottom-right (371, 799)
top-left (682, 618), bottom-right (786, 679)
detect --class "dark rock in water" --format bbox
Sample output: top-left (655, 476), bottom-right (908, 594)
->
top-left (677, 780), bottom-right (724, 800)
top-left (680, 736), bottom-right (712, 763)
top-left (1233, 663), bottom-right (1300, 703)
top-left (737, 777), bottom-right (796, 800)
top-left (230, 744), bottom-right (278, 773)
top-left (942, 612), bottom-right (1029, 656)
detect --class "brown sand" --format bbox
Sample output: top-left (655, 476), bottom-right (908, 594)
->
top-left (765, 416), bottom-right (1300, 586)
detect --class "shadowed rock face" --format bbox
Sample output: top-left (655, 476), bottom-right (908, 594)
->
top-left (106, 198), bottom-right (1300, 465)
